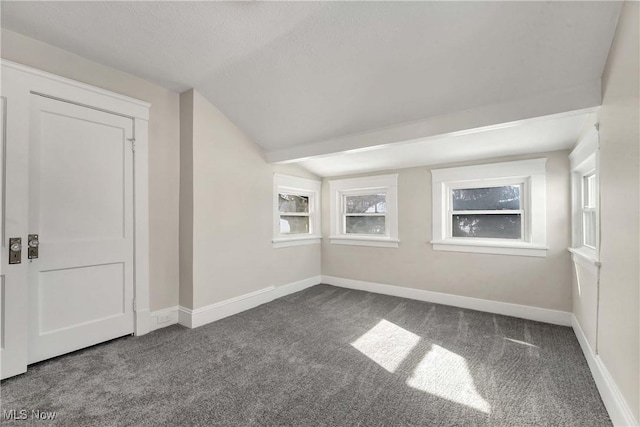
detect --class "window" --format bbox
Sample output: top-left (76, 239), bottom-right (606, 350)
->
top-left (451, 185), bottom-right (523, 240)
top-left (569, 129), bottom-right (599, 266)
top-left (273, 174), bottom-right (321, 248)
top-left (279, 194), bottom-right (310, 235)
top-left (329, 174), bottom-right (398, 247)
top-left (431, 159), bottom-right (547, 257)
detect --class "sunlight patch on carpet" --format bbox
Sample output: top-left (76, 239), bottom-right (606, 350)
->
top-left (406, 344), bottom-right (491, 414)
top-left (351, 319), bottom-right (420, 373)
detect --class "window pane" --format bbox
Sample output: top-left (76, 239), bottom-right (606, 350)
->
top-left (452, 214), bottom-right (521, 239)
top-left (452, 186), bottom-right (520, 211)
top-left (345, 216), bottom-right (386, 235)
top-left (584, 174), bottom-right (596, 208)
top-left (280, 216), bottom-right (309, 234)
top-left (279, 194), bottom-right (309, 213)
top-left (583, 211), bottom-right (596, 247)
top-left (346, 194), bottom-right (386, 214)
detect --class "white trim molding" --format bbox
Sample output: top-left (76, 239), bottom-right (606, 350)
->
top-left (432, 240), bottom-right (548, 258)
top-left (572, 316), bottom-right (638, 427)
top-left (569, 247), bottom-right (601, 268)
top-left (431, 158), bottom-right (547, 257)
top-left (272, 236), bottom-right (321, 249)
top-left (329, 174), bottom-right (399, 248)
top-left (1, 60), bottom-right (150, 120)
top-left (149, 306), bottom-right (179, 332)
top-left (322, 275), bottom-right (571, 326)
top-left (179, 276), bottom-right (321, 329)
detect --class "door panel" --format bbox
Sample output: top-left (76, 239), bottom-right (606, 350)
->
top-left (38, 110), bottom-right (126, 241)
top-left (38, 262), bottom-right (125, 334)
top-left (28, 95), bottom-right (135, 364)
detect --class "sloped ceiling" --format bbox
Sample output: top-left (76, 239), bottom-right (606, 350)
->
top-left (1, 1), bottom-right (621, 162)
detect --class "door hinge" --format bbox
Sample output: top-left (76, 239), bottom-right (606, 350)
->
top-left (128, 138), bottom-right (136, 152)
top-left (132, 298), bottom-right (137, 312)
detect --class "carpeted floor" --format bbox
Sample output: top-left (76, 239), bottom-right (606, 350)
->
top-left (1, 285), bottom-right (610, 426)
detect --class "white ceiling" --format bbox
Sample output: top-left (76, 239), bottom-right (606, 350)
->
top-left (296, 112), bottom-right (595, 177)
top-left (1, 1), bottom-right (621, 157)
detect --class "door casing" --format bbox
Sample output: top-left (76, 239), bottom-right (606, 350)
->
top-left (0, 59), bottom-right (151, 380)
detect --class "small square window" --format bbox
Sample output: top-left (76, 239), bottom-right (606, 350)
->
top-left (344, 194), bottom-right (387, 235)
top-left (273, 174), bottom-right (321, 248)
top-left (279, 194), bottom-right (310, 235)
top-left (329, 174), bottom-right (399, 248)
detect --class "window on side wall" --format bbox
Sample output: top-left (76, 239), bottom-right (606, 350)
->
top-left (329, 174), bottom-right (399, 248)
top-left (431, 159), bottom-right (547, 257)
top-left (273, 174), bottom-right (321, 248)
top-left (582, 172), bottom-right (597, 249)
top-left (569, 129), bottom-right (599, 266)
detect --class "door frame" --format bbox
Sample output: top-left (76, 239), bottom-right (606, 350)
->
top-left (0, 60), bottom-right (151, 378)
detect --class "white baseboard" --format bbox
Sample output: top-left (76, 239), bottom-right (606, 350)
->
top-left (178, 276), bottom-right (321, 329)
top-left (572, 316), bottom-right (638, 427)
top-left (149, 306), bottom-right (179, 332)
top-left (321, 275), bottom-right (573, 326)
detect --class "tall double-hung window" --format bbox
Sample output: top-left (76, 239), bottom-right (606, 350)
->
top-left (569, 129), bottom-right (599, 267)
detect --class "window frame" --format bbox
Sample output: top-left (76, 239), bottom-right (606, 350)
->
top-left (569, 130), bottom-right (600, 267)
top-left (329, 174), bottom-right (399, 248)
top-left (273, 174), bottom-right (321, 248)
top-left (431, 158), bottom-right (547, 257)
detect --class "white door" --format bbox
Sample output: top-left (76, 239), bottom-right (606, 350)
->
top-left (28, 95), bottom-right (135, 364)
top-left (1, 89), bottom-right (30, 379)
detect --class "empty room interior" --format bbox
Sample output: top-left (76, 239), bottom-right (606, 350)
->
top-left (0, 1), bottom-right (639, 426)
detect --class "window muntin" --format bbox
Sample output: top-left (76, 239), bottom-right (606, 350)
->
top-left (582, 173), bottom-right (596, 249)
top-left (344, 193), bottom-right (387, 235)
top-left (450, 184), bottom-right (524, 240)
top-left (278, 194), bottom-right (310, 235)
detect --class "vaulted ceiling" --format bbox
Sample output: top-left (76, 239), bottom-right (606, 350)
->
top-left (1, 1), bottom-right (621, 174)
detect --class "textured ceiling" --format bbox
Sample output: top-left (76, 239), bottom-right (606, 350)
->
top-left (1, 1), bottom-right (621, 152)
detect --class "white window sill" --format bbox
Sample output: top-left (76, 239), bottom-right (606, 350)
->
top-left (568, 247), bottom-right (600, 267)
top-left (272, 236), bottom-right (321, 249)
top-left (329, 236), bottom-right (399, 248)
top-left (431, 240), bottom-right (547, 257)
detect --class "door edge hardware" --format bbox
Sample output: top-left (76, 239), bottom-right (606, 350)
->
top-left (9, 237), bottom-right (22, 264)
top-left (28, 234), bottom-right (39, 260)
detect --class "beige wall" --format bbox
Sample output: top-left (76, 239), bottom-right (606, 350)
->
top-left (1, 29), bottom-right (180, 312)
top-left (179, 91), bottom-right (195, 309)
top-left (322, 150), bottom-right (572, 312)
top-left (181, 90), bottom-right (320, 309)
top-left (597, 1), bottom-right (640, 421)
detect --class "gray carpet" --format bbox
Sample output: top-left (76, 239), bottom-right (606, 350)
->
top-left (1, 285), bottom-right (610, 426)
